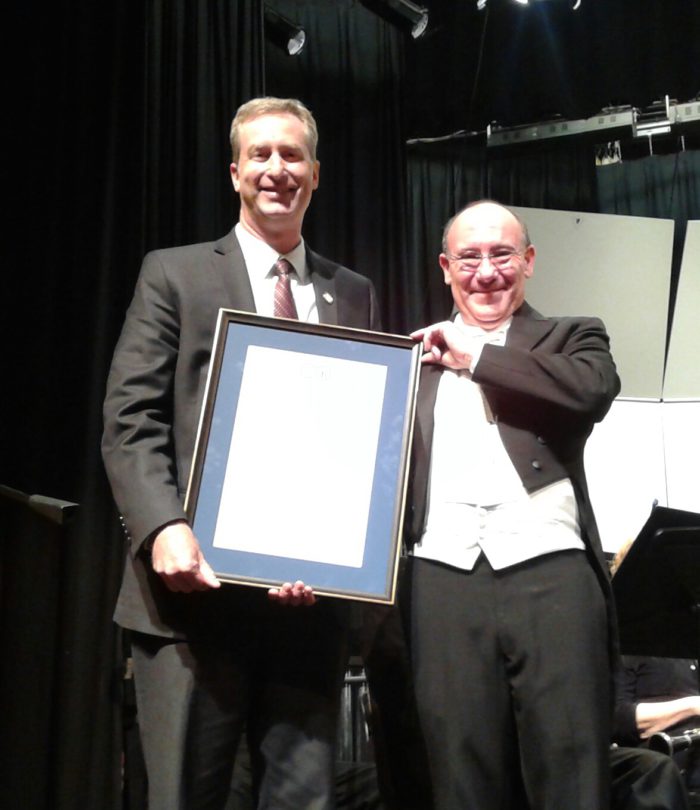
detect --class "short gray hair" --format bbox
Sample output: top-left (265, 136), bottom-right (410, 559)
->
top-left (230, 97), bottom-right (318, 162)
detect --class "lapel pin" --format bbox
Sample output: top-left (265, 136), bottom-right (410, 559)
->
top-left (322, 292), bottom-right (334, 304)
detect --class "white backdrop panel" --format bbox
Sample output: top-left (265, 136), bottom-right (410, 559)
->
top-left (584, 399), bottom-right (667, 555)
top-left (663, 220), bottom-right (700, 399)
top-left (662, 401), bottom-right (700, 511)
top-left (512, 206), bottom-right (674, 400)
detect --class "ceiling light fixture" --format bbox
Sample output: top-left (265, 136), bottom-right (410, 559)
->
top-left (360, 0), bottom-right (430, 40)
top-left (264, 7), bottom-right (306, 56)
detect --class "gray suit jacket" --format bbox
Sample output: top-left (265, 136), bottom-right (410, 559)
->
top-left (102, 229), bottom-right (380, 637)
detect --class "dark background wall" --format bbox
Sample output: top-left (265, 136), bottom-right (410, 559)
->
top-left (2, 2), bottom-right (700, 808)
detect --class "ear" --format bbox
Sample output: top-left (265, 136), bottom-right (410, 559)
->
top-left (523, 244), bottom-right (536, 279)
top-left (312, 160), bottom-right (320, 190)
top-left (439, 253), bottom-right (452, 285)
top-left (230, 162), bottom-right (240, 193)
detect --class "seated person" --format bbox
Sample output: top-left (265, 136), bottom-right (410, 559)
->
top-left (614, 655), bottom-right (700, 792)
top-left (611, 538), bottom-right (700, 795)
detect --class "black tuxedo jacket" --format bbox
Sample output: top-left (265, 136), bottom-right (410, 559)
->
top-left (405, 301), bottom-right (621, 618)
top-left (102, 229), bottom-right (380, 637)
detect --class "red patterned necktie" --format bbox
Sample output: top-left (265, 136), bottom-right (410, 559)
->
top-left (273, 257), bottom-right (298, 320)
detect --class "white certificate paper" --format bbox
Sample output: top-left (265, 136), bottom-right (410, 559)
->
top-left (212, 345), bottom-right (387, 568)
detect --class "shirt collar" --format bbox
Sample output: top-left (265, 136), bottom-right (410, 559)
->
top-left (234, 223), bottom-right (309, 283)
top-left (281, 240), bottom-right (309, 283)
top-left (455, 314), bottom-right (512, 344)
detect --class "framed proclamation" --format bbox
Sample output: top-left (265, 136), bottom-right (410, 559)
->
top-left (184, 310), bottom-right (421, 604)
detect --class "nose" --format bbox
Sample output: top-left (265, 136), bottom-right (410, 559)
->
top-left (266, 152), bottom-right (286, 177)
top-left (475, 257), bottom-right (498, 280)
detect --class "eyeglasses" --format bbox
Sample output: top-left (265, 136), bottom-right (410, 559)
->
top-left (444, 248), bottom-right (523, 272)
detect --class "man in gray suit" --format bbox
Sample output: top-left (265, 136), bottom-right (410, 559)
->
top-left (102, 97), bottom-right (380, 810)
top-left (406, 200), bottom-right (620, 810)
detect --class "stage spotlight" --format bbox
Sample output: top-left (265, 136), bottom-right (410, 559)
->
top-left (264, 6), bottom-right (306, 56)
top-left (360, 0), bottom-right (430, 40)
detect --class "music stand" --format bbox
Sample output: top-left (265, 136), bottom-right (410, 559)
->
top-left (612, 505), bottom-right (700, 664)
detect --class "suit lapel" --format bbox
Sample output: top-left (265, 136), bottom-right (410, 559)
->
top-left (307, 249), bottom-right (338, 325)
top-left (415, 364), bottom-right (442, 450)
top-left (506, 301), bottom-right (553, 350)
top-left (208, 234), bottom-right (349, 323)
top-left (409, 363), bottom-right (442, 541)
top-left (212, 229), bottom-right (256, 312)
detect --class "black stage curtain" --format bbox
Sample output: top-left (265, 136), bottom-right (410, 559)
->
top-left (597, 149), bottom-right (700, 346)
top-left (263, 0), bottom-right (408, 333)
top-left (3, 2), bottom-right (409, 807)
top-left (3, 3), bottom-right (262, 809)
top-left (405, 136), bottom-right (598, 326)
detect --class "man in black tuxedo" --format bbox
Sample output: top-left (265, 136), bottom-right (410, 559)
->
top-left (102, 97), bottom-right (379, 810)
top-left (406, 200), bottom-right (620, 810)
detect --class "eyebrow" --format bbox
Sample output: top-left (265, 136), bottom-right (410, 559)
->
top-left (452, 241), bottom-right (519, 253)
top-left (248, 142), bottom-right (305, 158)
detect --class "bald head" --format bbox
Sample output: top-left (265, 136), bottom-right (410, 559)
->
top-left (439, 201), bottom-right (536, 330)
top-left (441, 201), bottom-right (530, 253)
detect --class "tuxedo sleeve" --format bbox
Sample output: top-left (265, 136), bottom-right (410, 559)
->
top-left (473, 316), bottom-right (620, 426)
top-left (102, 251), bottom-right (187, 549)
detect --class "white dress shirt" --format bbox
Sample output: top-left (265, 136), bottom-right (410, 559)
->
top-left (235, 223), bottom-right (319, 322)
top-left (413, 316), bottom-right (584, 571)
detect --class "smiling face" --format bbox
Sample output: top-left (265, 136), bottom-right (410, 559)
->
top-left (230, 112), bottom-right (320, 250)
top-left (439, 202), bottom-right (535, 330)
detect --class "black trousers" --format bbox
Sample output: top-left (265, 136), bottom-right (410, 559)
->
top-left (610, 746), bottom-right (690, 810)
top-left (410, 550), bottom-right (610, 810)
top-left (130, 592), bottom-right (349, 810)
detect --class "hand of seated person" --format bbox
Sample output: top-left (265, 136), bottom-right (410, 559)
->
top-left (636, 696), bottom-right (700, 738)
